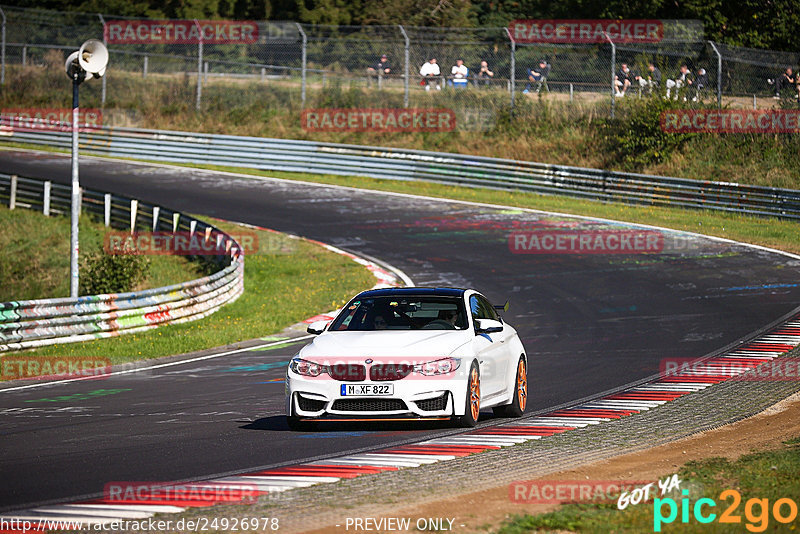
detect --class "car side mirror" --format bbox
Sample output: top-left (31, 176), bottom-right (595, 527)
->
top-left (475, 318), bottom-right (503, 334)
top-left (306, 320), bottom-right (330, 335)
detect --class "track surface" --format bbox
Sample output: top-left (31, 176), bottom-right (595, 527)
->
top-left (2, 150), bottom-right (800, 510)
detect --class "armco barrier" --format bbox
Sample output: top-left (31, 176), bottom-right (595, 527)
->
top-left (0, 173), bottom-right (244, 352)
top-left (4, 122), bottom-right (800, 220)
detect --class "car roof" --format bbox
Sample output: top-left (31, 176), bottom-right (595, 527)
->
top-left (355, 287), bottom-right (467, 299)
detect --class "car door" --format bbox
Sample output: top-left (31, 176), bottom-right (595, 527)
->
top-left (469, 294), bottom-right (510, 398)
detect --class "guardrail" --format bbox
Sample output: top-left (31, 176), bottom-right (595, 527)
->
top-left (4, 123), bottom-right (800, 220)
top-left (0, 173), bottom-right (244, 352)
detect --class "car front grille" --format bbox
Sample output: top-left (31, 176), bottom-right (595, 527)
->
top-left (297, 394), bottom-right (326, 412)
top-left (369, 363), bottom-right (413, 381)
top-left (415, 393), bottom-right (448, 412)
top-left (331, 398), bottom-right (407, 412)
top-left (328, 364), bottom-right (366, 382)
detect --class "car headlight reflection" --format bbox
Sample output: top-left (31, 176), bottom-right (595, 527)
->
top-left (414, 357), bottom-right (461, 376)
top-left (290, 357), bottom-right (328, 377)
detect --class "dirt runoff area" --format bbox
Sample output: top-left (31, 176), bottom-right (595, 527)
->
top-left (305, 391), bottom-right (800, 534)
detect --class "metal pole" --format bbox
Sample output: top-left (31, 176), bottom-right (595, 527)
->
top-left (398, 25), bottom-right (409, 108)
top-left (605, 33), bottom-right (615, 119)
top-left (0, 7), bottom-right (6, 85)
top-left (504, 27), bottom-right (515, 111)
top-left (195, 19), bottom-right (203, 110)
top-left (70, 73), bottom-right (82, 298)
top-left (143, 55), bottom-right (148, 78)
top-left (708, 41), bottom-right (722, 109)
top-left (98, 14), bottom-right (107, 105)
top-left (296, 23), bottom-right (307, 106)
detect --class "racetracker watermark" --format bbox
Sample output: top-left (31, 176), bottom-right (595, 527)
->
top-left (301, 108), bottom-right (456, 133)
top-left (103, 231), bottom-right (263, 256)
top-left (510, 480), bottom-right (650, 504)
top-left (661, 110), bottom-right (800, 134)
top-left (1, 357), bottom-right (111, 381)
top-left (1, 108), bottom-right (102, 132)
top-left (509, 230), bottom-right (664, 254)
top-left (661, 358), bottom-right (800, 382)
top-left (104, 20), bottom-right (258, 44)
top-left (510, 19), bottom-right (663, 43)
top-left (104, 482), bottom-right (259, 504)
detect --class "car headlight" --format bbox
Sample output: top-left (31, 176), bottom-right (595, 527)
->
top-left (413, 357), bottom-right (461, 376)
top-left (289, 357), bottom-right (328, 377)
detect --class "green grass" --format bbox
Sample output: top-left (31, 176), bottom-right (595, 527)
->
top-left (496, 436), bottom-right (800, 533)
top-left (0, 205), bottom-right (202, 301)
top-left (23, 221), bottom-right (376, 363)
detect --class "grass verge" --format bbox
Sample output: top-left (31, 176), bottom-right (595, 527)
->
top-left (496, 435), bottom-right (800, 533)
top-left (0, 204), bottom-right (202, 301)
top-left (20, 221), bottom-right (376, 364)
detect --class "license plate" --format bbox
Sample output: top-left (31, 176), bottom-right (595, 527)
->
top-left (341, 384), bottom-right (393, 396)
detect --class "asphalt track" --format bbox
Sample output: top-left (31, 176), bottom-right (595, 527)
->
top-left (2, 149), bottom-right (800, 511)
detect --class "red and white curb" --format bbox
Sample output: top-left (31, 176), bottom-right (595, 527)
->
top-left (3, 317), bottom-right (798, 531)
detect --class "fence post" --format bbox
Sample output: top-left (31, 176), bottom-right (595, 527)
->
top-left (605, 33), bottom-right (616, 119)
top-left (398, 25), bottom-right (409, 108)
top-left (43, 180), bottom-right (51, 216)
top-left (504, 27), bottom-right (515, 111)
top-left (152, 206), bottom-right (160, 231)
top-left (0, 7), bottom-right (6, 85)
top-left (104, 193), bottom-right (111, 226)
top-left (708, 41), bottom-right (722, 109)
top-left (569, 83), bottom-right (573, 102)
top-left (143, 55), bottom-right (148, 78)
top-left (22, 46), bottom-right (26, 67)
top-left (97, 14), bottom-right (107, 106)
top-left (194, 19), bottom-right (203, 110)
top-left (9, 174), bottom-right (16, 209)
top-left (130, 199), bottom-right (138, 233)
top-left (204, 61), bottom-right (209, 82)
top-left (296, 23), bottom-right (307, 106)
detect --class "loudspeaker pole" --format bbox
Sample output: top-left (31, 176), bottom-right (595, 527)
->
top-left (64, 39), bottom-right (108, 298)
top-left (70, 68), bottom-right (84, 298)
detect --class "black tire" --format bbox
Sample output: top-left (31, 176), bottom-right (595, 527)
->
top-left (455, 361), bottom-right (481, 427)
top-left (493, 356), bottom-right (527, 418)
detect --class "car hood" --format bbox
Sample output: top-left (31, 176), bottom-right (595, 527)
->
top-left (299, 330), bottom-right (471, 360)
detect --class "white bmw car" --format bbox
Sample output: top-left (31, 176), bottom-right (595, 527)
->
top-left (285, 287), bottom-right (528, 429)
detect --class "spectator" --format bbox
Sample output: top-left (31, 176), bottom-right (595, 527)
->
top-left (666, 64), bottom-right (693, 99)
top-left (524, 59), bottom-right (550, 94)
top-left (476, 60), bottom-right (494, 87)
top-left (614, 63), bottom-right (633, 97)
top-left (770, 67), bottom-right (795, 99)
top-left (635, 62), bottom-right (661, 94)
top-left (693, 67), bottom-right (708, 101)
top-left (420, 58), bottom-right (441, 91)
top-left (366, 54), bottom-right (391, 87)
top-left (450, 58), bottom-right (469, 88)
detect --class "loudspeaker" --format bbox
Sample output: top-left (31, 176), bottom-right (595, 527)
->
top-left (78, 39), bottom-right (108, 78)
top-left (65, 51), bottom-right (82, 79)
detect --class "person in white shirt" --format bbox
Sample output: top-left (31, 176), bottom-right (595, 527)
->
top-left (420, 58), bottom-right (441, 91)
top-left (451, 58), bottom-right (468, 88)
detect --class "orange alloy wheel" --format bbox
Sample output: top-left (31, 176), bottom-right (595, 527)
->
top-left (469, 366), bottom-right (481, 420)
top-left (517, 359), bottom-right (527, 411)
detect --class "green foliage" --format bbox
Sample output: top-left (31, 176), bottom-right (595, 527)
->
top-left (602, 96), bottom-right (698, 170)
top-left (79, 244), bottom-right (150, 296)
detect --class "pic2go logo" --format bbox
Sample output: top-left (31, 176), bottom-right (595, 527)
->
top-left (654, 489), bottom-right (798, 532)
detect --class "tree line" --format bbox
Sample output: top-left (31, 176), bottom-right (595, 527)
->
top-left (8, 0), bottom-right (800, 53)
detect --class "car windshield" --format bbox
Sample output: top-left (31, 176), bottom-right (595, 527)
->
top-left (330, 296), bottom-right (468, 331)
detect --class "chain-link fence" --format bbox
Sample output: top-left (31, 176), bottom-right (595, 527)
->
top-left (1, 4), bottom-right (799, 131)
